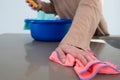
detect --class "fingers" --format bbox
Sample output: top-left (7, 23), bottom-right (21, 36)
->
top-left (73, 49), bottom-right (97, 65)
top-left (81, 51), bottom-right (97, 62)
top-left (29, 3), bottom-right (39, 10)
top-left (28, 3), bottom-right (36, 10)
top-left (54, 44), bottom-right (97, 65)
top-left (82, 50), bottom-right (97, 61)
top-left (55, 47), bottom-right (66, 63)
top-left (26, 0), bottom-right (39, 10)
top-left (62, 46), bottom-right (88, 65)
top-left (63, 46), bottom-right (88, 65)
top-left (76, 52), bottom-right (88, 65)
top-left (26, 0), bottom-right (29, 3)
top-left (60, 44), bottom-right (97, 65)
top-left (28, 3), bottom-right (33, 7)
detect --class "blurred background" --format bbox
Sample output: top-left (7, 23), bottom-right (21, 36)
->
top-left (0, 0), bottom-right (120, 35)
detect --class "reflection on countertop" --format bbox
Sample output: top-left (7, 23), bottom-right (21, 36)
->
top-left (24, 41), bottom-right (79, 79)
top-left (100, 36), bottom-right (120, 49)
top-left (0, 34), bottom-right (120, 80)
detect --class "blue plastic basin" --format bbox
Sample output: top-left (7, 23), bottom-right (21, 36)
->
top-left (25, 19), bottom-right (72, 41)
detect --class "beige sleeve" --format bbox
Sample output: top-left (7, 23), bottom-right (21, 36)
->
top-left (41, 1), bottom-right (56, 14)
top-left (95, 15), bottom-right (109, 36)
top-left (60, 0), bottom-right (102, 50)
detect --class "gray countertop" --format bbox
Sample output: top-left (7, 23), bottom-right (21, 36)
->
top-left (0, 34), bottom-right (120, 80)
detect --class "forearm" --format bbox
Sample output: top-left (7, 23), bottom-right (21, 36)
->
top-left (41, 1), bottom-right (56, 14)
top-left (60, 0), bottom-right (102, 49)
top-left (95, 15), bottom-right (109, 36)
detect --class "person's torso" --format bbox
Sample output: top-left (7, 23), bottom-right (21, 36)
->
top-left (51, 0), bottom-right (80, 18)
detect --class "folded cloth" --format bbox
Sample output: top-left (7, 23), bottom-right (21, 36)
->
top-left (49, 50), bottom-right (120, 80)
top-left (37, 11), bottom-right (55, 20)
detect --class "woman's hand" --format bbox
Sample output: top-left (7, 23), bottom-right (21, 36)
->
top-left (26, 0), bottom-right (42, 10)
top-left (55, 44), bottom-right (97, 65)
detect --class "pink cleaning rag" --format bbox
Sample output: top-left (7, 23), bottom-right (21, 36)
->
top-left (49, 50), bottom-right (120, 80)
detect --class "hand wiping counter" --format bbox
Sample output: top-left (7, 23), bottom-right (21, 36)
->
top-left (49, 51), bottom-right (120, 80)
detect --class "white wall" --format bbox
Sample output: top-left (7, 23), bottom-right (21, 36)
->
top-left (0, 0), bottom-right (120, 35)
top-left (103, 0), bottom-right (120, 35)
top-left (0, 0), bottom-right (36, 34)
